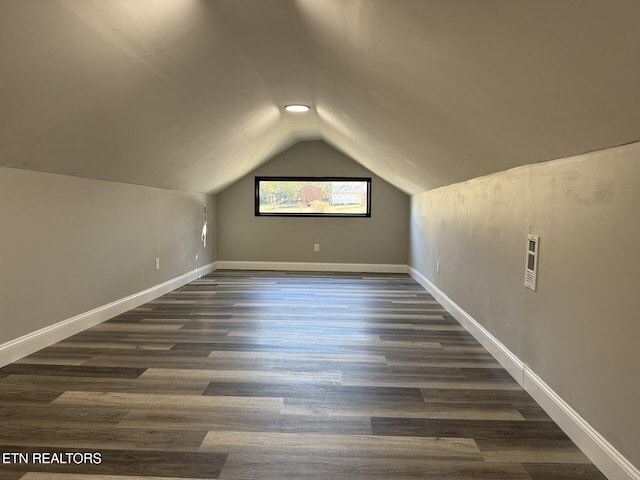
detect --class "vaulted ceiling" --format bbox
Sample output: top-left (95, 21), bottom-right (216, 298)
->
top-left (2, 0), bottom-right (639, 195)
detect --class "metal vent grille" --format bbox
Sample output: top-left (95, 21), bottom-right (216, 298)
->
top-left (524, 234), bottom-right (539, 291)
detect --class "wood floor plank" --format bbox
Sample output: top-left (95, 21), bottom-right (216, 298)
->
top-left (0, 382), bottom-right (63, 404)
top-left (282, 398), bottom-right (526, 420)
top-left (0, 472), bottom-right (25, 480)
top-left (517, 404), bottom-right (554, 421)
top-left (1, 375), bottom-right (210, 396)
top-left (218, 453), bottom-right (533, 479)
top-left (0, 365), bottom-right (145, 379)
top-left (204, 382), bottom-right (424, 403)
top-left (371, 417), bottom-right (569, 440)
top-left (90, 324), bottom-right (187, 332)
top-left (386, 357), bottom-right (501, 368)
top-left (420, 387), bottom-right (539, 405)
top-left (14, 355), bottom-right (93, 366)
top-left (52, 391), bottom-right (283, 411)
top-left (523, 462), bottom-right (608, 479)
top-left (42, 342), bottom-right (176, 352)
top-left (475, 438), bottom-right (592, 463)
top-left (0, 424), bottom-right (207, 451)
top-left (199, 431), bottom-right (483, 460)
top-left (118, 410), bottom-right (372, 434)
top-left (140, 368), bottom-right (342, 385)
top-left (207, 350), bottom-right (386, 364)
top-left (82, 353), bottom-right (384, 371)
top-left (342, 375), bottom-right (523, 390)
top-left (21, 475), bottom-right (207, 480)
top-left (0, 404), bottom-right (128, 425)
top-left (0, 271), bottom-right (604, 479)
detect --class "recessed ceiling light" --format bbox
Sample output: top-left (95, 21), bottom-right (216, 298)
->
top-left (285, 104), bottom-right (310, 112)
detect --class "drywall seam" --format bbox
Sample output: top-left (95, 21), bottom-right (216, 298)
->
top-left (216, 260), bottom-right (409, 273)
top-left (408, 266), bottom-right (640, 480)
top-left (0, 262), bottom-right (216, 367)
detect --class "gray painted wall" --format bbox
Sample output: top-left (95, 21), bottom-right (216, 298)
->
top-left (409, 142), bottom-right (640, 467)
top-left (216, 141), bottom-right (409, 265)
top-left (0, 166), bottom-right (215, 345)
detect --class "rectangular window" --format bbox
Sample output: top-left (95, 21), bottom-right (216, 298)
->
top-left (255, 177), bottom-right (371, 217)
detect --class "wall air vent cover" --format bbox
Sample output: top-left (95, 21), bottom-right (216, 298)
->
top-left (524, 234), bottom-right (539, 291)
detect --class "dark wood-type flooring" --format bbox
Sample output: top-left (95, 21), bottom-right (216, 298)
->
top-left (0, 271), bottom-right (606, 479)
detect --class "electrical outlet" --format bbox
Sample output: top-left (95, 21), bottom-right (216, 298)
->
top-left (155, 257), bottom-right (160, 270)
top-left (436, 260), bottom-right (440, 273)
top-left (314, 243), bottom-right (320, 252)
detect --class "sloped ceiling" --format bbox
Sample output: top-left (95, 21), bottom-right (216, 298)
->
top-left (1, 0), bottom-right (639, 195)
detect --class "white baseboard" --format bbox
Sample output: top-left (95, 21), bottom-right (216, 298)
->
top-left (216, 260), bottom-right (408, 274)
top-left (408, 266), bottom-right (639, 480)
top-left (0, 262), bottom-right (216, 368)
